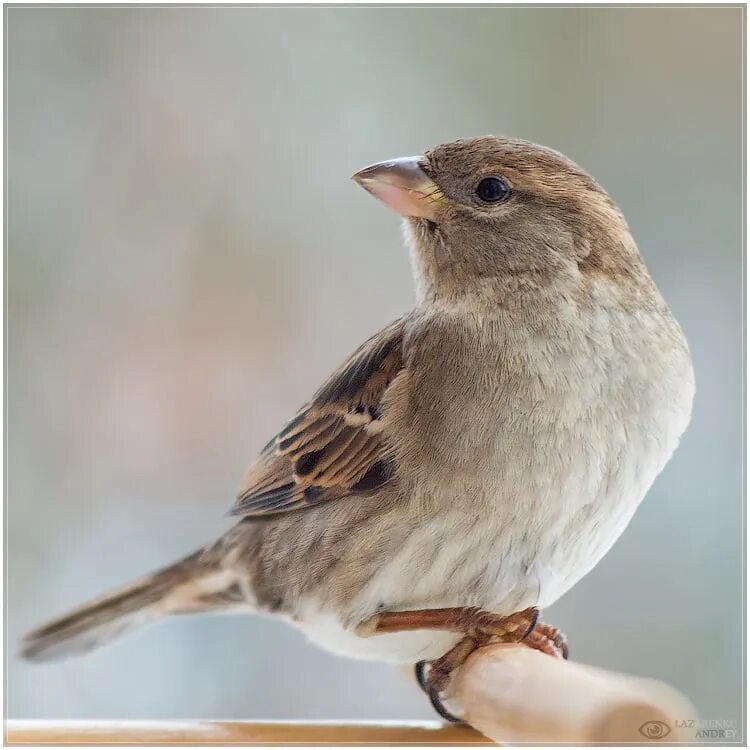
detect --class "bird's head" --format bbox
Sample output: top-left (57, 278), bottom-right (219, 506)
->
top-left (353, 136), bottom-right (643, 307)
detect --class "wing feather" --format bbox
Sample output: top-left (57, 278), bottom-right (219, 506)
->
top-left (230, 319), bottom-right (404, 517)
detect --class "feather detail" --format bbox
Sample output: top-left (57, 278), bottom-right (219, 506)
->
top-left (278, 415), bottom-right (341, 455)
top-left (230, 319), bottom-right (404, 517)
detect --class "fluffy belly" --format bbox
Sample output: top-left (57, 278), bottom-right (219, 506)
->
top-left (290, 477), bottom-right (653, 663)
top-left (290, 503), bottom-right (561, 663)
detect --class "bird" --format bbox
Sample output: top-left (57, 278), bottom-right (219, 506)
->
top-left (21, 135), bottom-right (694, 721)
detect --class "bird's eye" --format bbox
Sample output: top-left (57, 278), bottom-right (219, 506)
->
top-left (476, 176), bottom-right (511, 204)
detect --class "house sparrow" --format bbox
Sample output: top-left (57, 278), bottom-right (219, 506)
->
top-left (21, 136), bottom-right (694, 721)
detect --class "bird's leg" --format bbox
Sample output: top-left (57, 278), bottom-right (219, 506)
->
top-left (357, 606), bottom-right (569, 723)
top-left (356, 605), bottom-right (539, 639)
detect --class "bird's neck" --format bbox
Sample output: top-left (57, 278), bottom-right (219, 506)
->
top-left (404, 216), bottom-right (657, 316)
top-left (408, 246), bottom-right (579, 317)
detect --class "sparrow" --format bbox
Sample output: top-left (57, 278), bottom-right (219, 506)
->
top-left (21, 136), bottom-right (694, 721)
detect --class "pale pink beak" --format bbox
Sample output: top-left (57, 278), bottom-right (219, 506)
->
top-left (352, 157), bottom-right (443, 220)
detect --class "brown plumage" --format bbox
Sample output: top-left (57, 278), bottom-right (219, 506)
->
top-left (21, 136), bottom-right (694, 721)
top-left (233, 318), bottom-right (403, 515)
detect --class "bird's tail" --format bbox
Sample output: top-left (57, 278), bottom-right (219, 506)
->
top-left (20, 548), bottom-right (245, 662)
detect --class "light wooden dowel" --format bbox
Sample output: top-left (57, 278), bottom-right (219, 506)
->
top-left (7, 644), bottom-right (695, 745)
top-left (5, 719), bottom-right (487, 745)
top-left (452, 643), bottom-right (695, 743)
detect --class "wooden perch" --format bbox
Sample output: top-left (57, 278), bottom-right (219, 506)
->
top-left (7, 643), bottom-right (695, 745)
top-left (5, 720), bottom-right (487, 745)
top-left (451, 643), bottom-right (696, 743)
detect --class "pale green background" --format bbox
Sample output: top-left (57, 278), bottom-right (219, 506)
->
top-left (6, 5), bottom-right (744, 730)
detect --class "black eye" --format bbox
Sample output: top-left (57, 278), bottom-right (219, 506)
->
top-left (476, 176), bottom-right (511, 204)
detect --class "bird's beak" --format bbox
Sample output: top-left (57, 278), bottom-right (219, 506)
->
top-left (352, 157), bottom-right (444, 220)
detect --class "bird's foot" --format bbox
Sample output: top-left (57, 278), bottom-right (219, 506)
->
top-left (376, 606), bottom-right (537, 723)
top-left (409, 609), bottom-right (570, 722)
top-left (356, 605), bottom-right (567, 721)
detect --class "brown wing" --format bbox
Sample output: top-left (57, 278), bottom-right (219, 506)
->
top-left (230, 319), bottom-right (405, 517)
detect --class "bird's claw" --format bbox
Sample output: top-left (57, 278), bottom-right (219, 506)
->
top-left (414, 659), bottom-right (465, 724)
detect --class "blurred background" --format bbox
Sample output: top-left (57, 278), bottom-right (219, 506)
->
top-left (7, 5), bottom-right (743, 727)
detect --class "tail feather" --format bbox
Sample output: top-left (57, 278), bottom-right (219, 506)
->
top-left (21, 550), bottom-right (241, 662)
